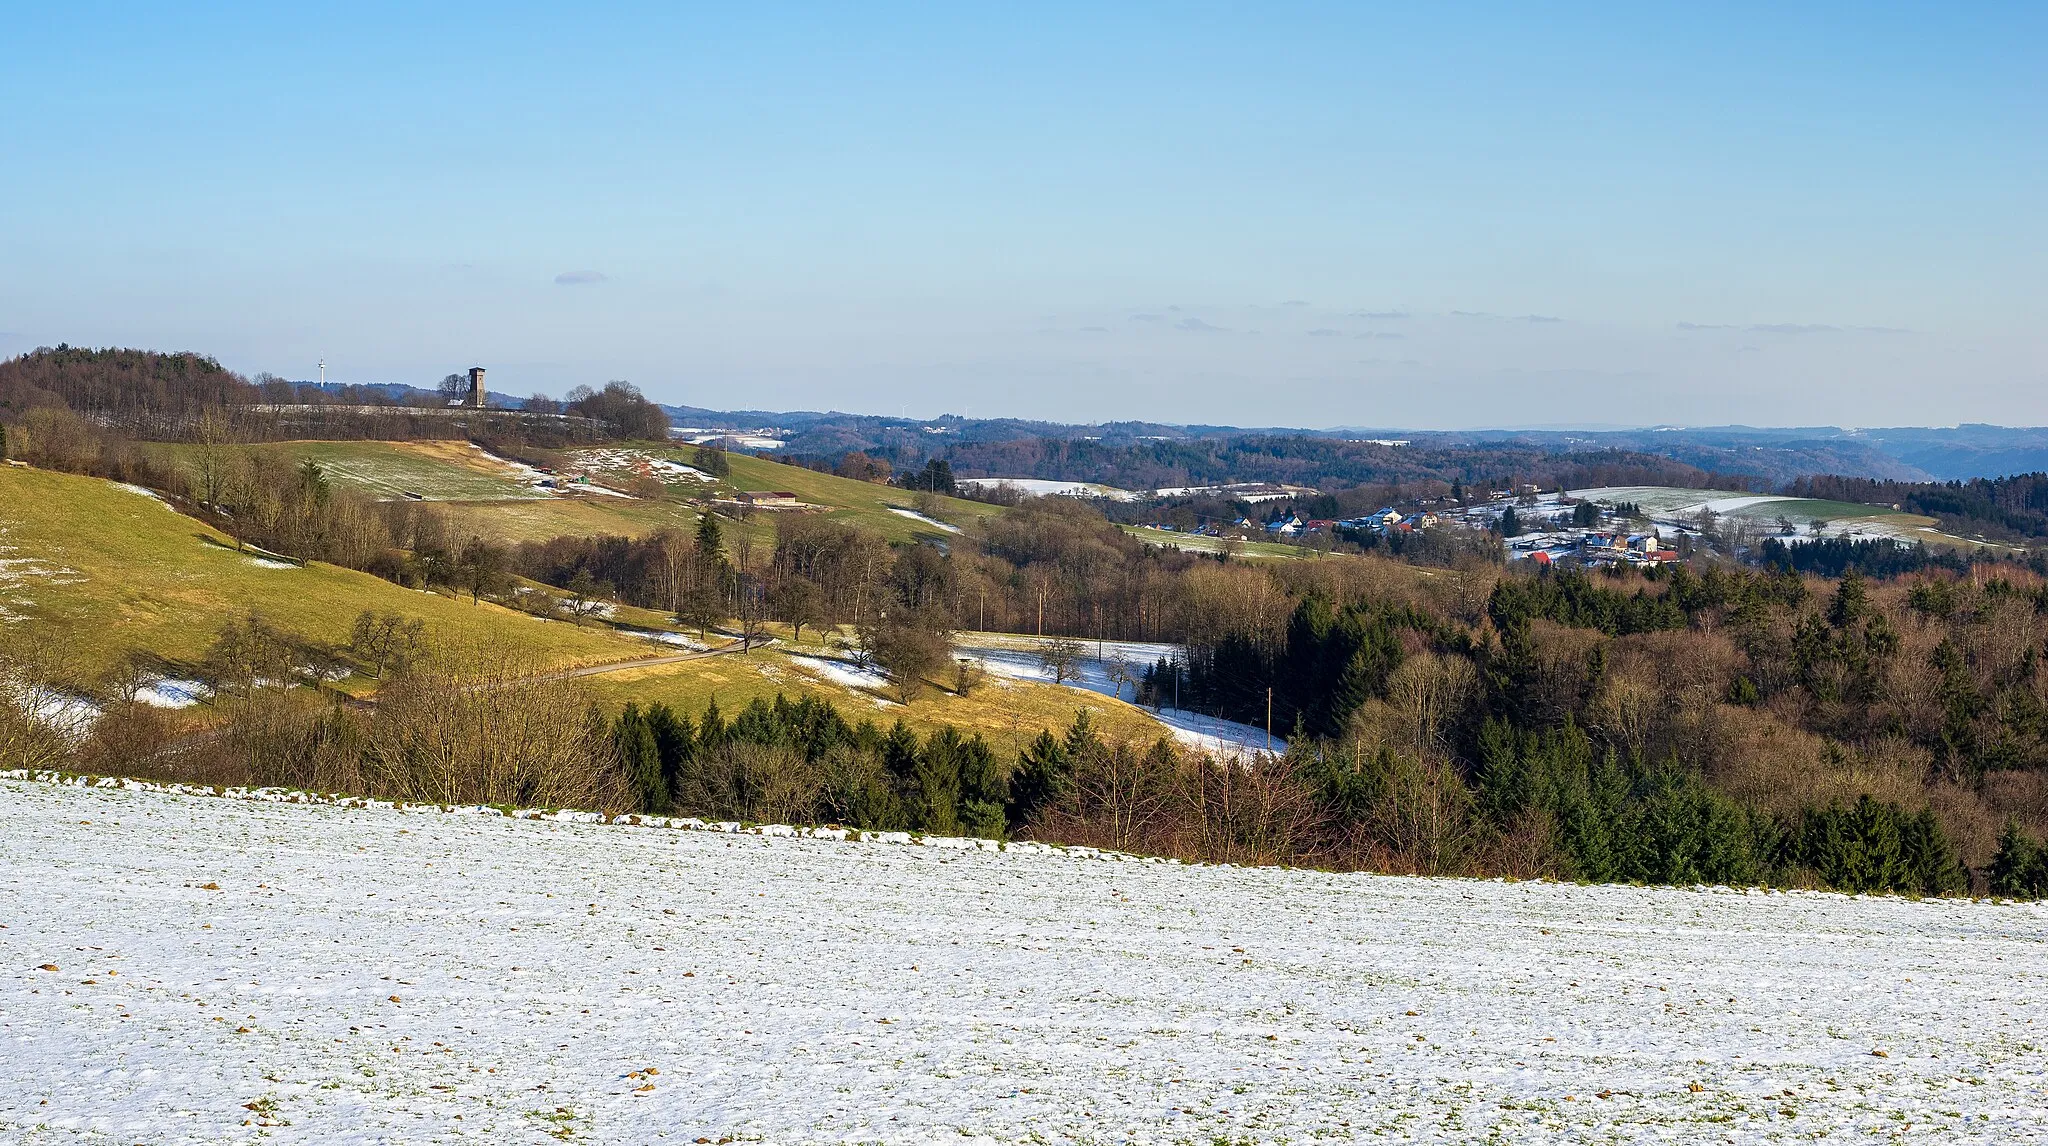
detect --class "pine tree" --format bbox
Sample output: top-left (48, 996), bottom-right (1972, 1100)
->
top-left (613, 703), bottom-right (666, 813)
top-left (644, 703), bottom-right (695, 806)
top-left (696, 699), bottom-right (728, 754)
top-left (914, 725), bottom-right (966, 834)
top-left (1901, 808), bottom-right (1965, 896)
top-left (1990, 819), bottom-right (2044, 899)
top-left (957, 733), bottom-right (1006, 836)
top-left (1828, 570), bottom-right (1869, 628)
top-left (695, 511), bottom-right (724, 566)
top-left (1474, 717), bottom-right (1529, 822)
top-left (1006, 729), bottom-right (1073, 829)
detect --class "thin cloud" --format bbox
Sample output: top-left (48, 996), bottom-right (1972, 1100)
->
top-left (1349, 310), bottom-right (1408, 319)
top-left (1078, 325), bottom-right (1109, 333)
top-left (1450, 310), bottom-right (1500, 319)
top-left (1750, 323), bottom-right (1838, 334)
top-left (554, 270), bottom-right (607, 286)
top-left (1357, 331), bottom-right (1405, 340)
top-left (1855, 325), bottom-right (1911, 334)
top-left (1520, 314), bottom-right (1563, 324)
top-left (1676, 322), bottom-right (1735, 330)
top-left (1129, 313), bottom-right (1164, 323)
top-left (1175, 317), bottom-right (1226, 332)
top-left (1307, 328), bottom-right (1343, 337)
top-left (1281, 299), bottom-right (1311, 307)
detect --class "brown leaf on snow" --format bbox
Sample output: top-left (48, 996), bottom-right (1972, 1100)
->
top-left (388, 995), bottom-right (402, 1004)
top-left (36, 964), bottom-right (58, 972)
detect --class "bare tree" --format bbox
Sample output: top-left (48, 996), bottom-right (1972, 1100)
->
top-left (1038, 637), bottom-right (1085, 685)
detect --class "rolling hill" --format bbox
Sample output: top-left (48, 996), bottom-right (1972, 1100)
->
top-left (0, 464), bottom-right (1200, 753)
top-left (0, 465), bottom-right (649, 679)
top-left (153, 439), bottom-right (998, 549)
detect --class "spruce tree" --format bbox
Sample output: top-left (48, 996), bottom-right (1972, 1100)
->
top-left (1990, 819), bottom-right (2044, 899)
top-left (644, 703), bottom-right (696, 806)
top-left (1901, 808), bottom-right (1965, 896)
top-left (1006, 729), bottom-right (1073, 829)
top-left (914, 726), bottom-right (966, 834)
top-left (613, 703), bottom-right (666, 813)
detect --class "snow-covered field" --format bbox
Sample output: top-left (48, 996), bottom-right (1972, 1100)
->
top-left (786, 653), bottom-right (898, 701)
top-left (1568, 486), bottom-right (1970, 547)
top-left (886, 506), bottom-right (963, 534)
top-left (955, 633), bottom-right (1278, 753)
top-left (4, 778), bottom-right (2044, 1144)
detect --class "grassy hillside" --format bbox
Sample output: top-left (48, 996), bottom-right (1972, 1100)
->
top-left (579, 629), bottom-right (1179, 755)
top-left (1121, 525), bottom-right (1301, 559)
top-left (0, 466), bottom-right (647, 677)
top-left (720, 452), bottom-right (991, 542)
top-left (0, 465), bottom-right (1178, 751)
top-left (1573, 485), bottom-right (1991, 550)
top-left (151, 439), bottom-right (1001, 549)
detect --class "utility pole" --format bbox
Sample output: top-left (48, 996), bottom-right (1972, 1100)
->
top-left (1266, 687), bottom-right (1273, 752)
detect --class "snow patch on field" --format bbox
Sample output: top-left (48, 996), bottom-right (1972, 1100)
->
top-left (570, 448), bottom-right (713, 484)
top-left (135, 678), bottom-right (209, 708)
top-left (2, 776), bottom-right (2043, 1144)
top-left (956, 477), bottom-right (1141, 501)
top-left (244, 555), bottom-right (298, 569)
top-left (786, 653), bottom-right (897, 701)
top-left (115, 482), bottom-right (174, 508)
top-left (954, 633), bottom-right (1276, 753)
top-left (622, 628), bottom-right (709, 651)
top-left (887, 506), bottom-right (962, 533)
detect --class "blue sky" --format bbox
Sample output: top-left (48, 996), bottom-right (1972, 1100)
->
top-left (3, 2), bottom-right (2041, 427)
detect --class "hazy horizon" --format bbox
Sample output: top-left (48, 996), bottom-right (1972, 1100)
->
top-left (5, 3), bottom-right (2041, 428)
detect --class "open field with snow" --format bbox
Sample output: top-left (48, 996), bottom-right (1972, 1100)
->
top-left (954, 632), bottom-right (1277, 753)
top-left (5, 777), bottom-right (2045, 1144)
top-left (956, 477), bottom-right (1142, 501)
top-left (1120, 525), bottom-right (1302, 560)
top-left (1570, 486), bottom-right (1990, 549)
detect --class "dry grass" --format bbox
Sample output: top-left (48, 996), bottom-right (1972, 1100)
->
top-left (0, 465), bottom-right (647, 678)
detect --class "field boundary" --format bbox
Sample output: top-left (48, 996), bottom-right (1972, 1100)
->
top-left (0, 769), bottom-right (1169, 864)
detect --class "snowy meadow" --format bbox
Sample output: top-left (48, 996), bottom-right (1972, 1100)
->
top-left (2, 777), bottom-right (2045, 1144)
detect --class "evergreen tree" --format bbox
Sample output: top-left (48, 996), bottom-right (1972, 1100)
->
top-left (914, 725), bottom-right (967, 834)
top-left (1901, 807), bottom-right (1966, 896)
top-left (1990, 819), bottom-right (2045, 899)
top-left (696, 698), bottom-right (728, 754)
top-left (644, 702), bottom-right (695, 804)
top-left (1725, 675), bottom-right (1760, 706)
top-left (613, 703), bottom-right (666, 813)
top-left (1006, 728), bottom-right (1073, 828)
top-left (1827, 569), bottom-right (1869, 628)
top-left (956, 732), bottom-right (1006, 837)
top-left (695, 511), bottom-right (725, 566)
